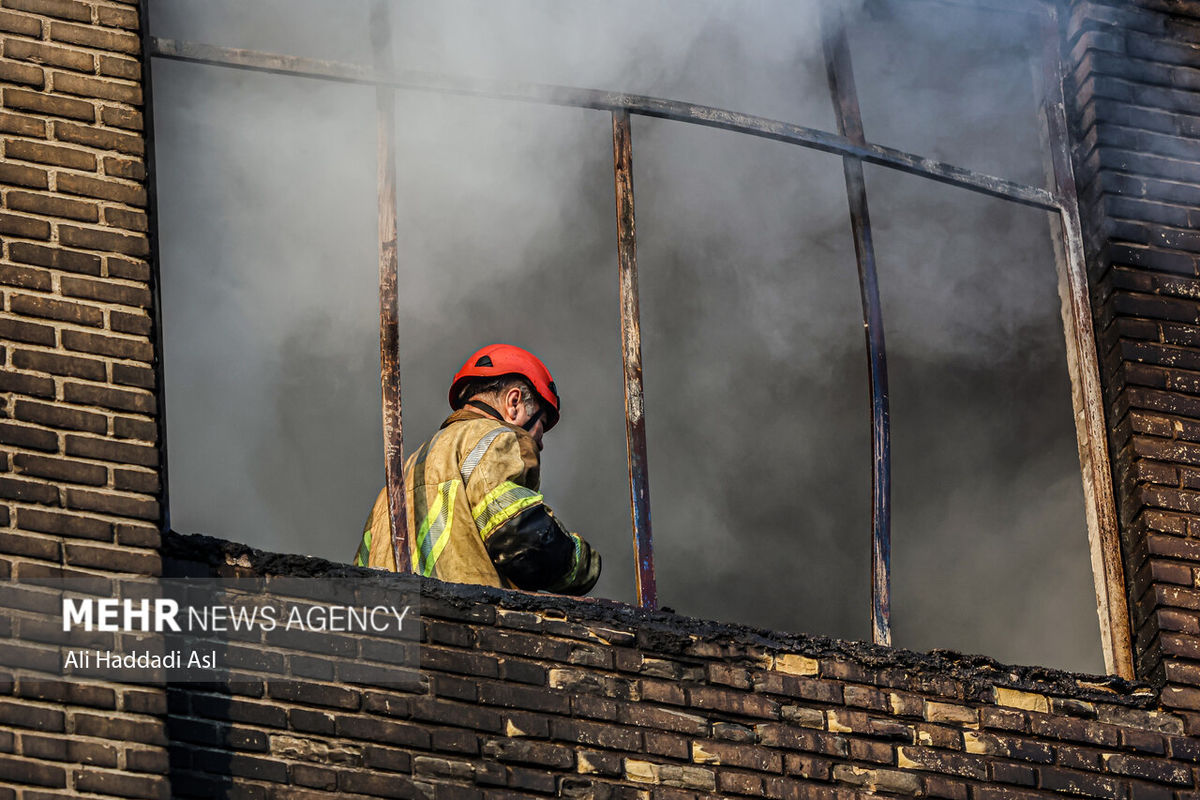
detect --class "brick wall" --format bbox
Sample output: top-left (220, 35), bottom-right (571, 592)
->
top-left (0, 0), bottom-right (160, 566)
top-left (6, 0), bottom-right (1200, 798)
top-left (1068, 0), bottom-right (1200, 711)
top-left (0, 0), bottom-right (167, 797)
top-left (161, 534), bottom-right (1199, 800)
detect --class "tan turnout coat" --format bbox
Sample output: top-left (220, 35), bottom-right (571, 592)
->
top-left (357, 409), bottom-right (545, 588)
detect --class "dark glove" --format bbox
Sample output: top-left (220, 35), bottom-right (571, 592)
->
top-left (486, 506), bottom-right (600, 594)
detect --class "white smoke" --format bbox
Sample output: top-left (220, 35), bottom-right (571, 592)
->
top-left (152, 0), bottom-right (1103, 673)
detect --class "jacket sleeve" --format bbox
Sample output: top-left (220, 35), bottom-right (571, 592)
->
top-left (464, 426), bottom-right (601, 594)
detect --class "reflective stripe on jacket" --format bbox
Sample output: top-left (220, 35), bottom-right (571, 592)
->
top-left (354, 409), bottom-right (599, 594)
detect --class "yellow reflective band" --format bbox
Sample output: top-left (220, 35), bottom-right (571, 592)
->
top-left (471, 480), bottom-right (542, 541)
top-left (415, 481), bottom-right (458, 577)
top-left (354, 528), bottom-right (372, 568)
top-left (425, 481), bottom-right (457, 577)
top-left (561, 532), bottom-right (584, 584)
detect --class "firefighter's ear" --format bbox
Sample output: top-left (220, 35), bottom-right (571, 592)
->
top-left (502, 386), bottom-right (524, 423)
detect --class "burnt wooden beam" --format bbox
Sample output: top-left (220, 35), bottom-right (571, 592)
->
top-left (611, 110), bottom-right (657, 611)
top-left (370, 2), bottom-right (410, 573)
top-left (1036, 8), bottom-right (1134, 680)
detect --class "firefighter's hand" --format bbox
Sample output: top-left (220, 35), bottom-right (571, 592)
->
top-left (548, 533), bottom-right (601, 596)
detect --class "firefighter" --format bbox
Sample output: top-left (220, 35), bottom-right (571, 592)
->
top-left (354, 344), bottom-right (601, 594)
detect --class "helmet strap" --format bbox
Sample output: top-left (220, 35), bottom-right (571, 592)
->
top-left (466, 399), bottom-right (505, 421)
top-left (466, 399), bottom-right (542, 432)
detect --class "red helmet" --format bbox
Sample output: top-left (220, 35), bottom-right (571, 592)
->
top-left (449, 344), bottom-right (561, 431)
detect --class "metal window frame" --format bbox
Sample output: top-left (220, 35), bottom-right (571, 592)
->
top-left (144, 0), bottom-right (1134, 677)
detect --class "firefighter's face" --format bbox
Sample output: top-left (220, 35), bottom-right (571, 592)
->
top-left (525, 414), bottom-right (545, 451)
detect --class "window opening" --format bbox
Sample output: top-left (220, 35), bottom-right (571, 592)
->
top-left (147, 0), bottom-right (1133, 677)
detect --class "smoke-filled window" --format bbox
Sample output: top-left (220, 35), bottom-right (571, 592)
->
top-left (150, 0), bottom-right (1105, 672)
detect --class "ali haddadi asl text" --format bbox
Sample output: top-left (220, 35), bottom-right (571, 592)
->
top-left (64, 648), bottom-right (216, 670)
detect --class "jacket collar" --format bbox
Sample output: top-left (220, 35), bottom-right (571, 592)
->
top-left (440, 407), bottom-right (527, 437)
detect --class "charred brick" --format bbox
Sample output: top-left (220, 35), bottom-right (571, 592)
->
top-left (0, 421), bottom-right (58, 452)
top-left (9, 242), bottom-right (101, 274)
top-left (10, 293), bottom-right (103, 326)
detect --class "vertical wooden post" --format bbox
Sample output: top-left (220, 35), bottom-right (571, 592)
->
top-left (372, 0), bottom-right (410, 572)
top-left (611, 110), bottom-right (657, 609)
top-left (1036, 9), bottom-right (1134, 679)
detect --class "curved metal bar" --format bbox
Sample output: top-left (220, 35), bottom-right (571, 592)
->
top-left (611, 111), bottom-right (657, 610)
top-left (821, 5), bottom-right (891, 648)
top-left (150, 37), bottom-right (1060, 212)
